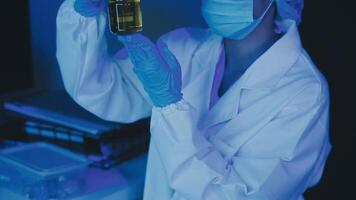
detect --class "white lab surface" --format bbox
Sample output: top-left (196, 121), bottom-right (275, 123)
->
top-left (56, 0), bottom-right (332, 199)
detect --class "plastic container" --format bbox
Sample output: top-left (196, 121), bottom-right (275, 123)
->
top-left (0, 142), bottom-right (90, 199)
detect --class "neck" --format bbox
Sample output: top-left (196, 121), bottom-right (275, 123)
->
top-left (223, 5), bottom-right (281, 73)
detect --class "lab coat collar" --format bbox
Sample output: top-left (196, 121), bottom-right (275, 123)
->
top-left (182, 31), bottom-right (224, 114)
top-left (240, 20), bottom-right (303, 89)
top-left (201, 77), bottom-right (243, 129)
top-left (185, 31), bottom-right (240, 129)
top-left (196, 20), bottom-right (303, 129)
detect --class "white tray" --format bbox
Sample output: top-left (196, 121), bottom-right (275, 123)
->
top-left (0, 142), bottom-right (90, 178)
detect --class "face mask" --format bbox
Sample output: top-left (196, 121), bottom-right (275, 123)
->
top-left (201, 0), bottom-right (274, 40)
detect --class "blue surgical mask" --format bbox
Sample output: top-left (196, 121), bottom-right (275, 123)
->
top-left (202, 0), bottom-right (274, 40)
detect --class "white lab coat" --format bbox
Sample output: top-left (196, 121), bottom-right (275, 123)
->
top-left (56, 0), bottom-right (332, 199)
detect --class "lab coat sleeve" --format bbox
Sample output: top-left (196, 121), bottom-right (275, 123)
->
top-left (56, 0), bottom-right (152, 123)
top-left (150, 84), bottom-right (330, 200)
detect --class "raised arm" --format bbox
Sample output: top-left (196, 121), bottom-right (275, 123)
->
top-left (56, 0), bottom-right (152, 123)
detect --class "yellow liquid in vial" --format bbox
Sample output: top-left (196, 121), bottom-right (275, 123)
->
top-left (108, 0), bottom-right (143, 35)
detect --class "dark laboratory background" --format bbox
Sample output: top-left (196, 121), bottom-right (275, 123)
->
top-left (0, 0), bottom-right (354, 199)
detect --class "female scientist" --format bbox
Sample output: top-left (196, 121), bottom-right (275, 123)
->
top-left (56, 0), bottom-right (332, 199)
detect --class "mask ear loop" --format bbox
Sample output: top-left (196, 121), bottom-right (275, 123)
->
top-left (228, 0), bottom-right (276, 40)
top-left (256, 0), bottom-right (276, 21)
top-left (255, 0), bottom-right (281, 34)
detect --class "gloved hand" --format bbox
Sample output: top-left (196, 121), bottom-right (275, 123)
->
top-left (118, 34), bottom-right (183, 108)
top-left (74, 0), bottom-right (106, 17)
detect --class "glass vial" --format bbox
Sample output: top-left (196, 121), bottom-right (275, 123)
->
top-left (108, 0), bottom-right (143, 35)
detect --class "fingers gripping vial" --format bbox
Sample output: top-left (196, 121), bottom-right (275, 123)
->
top-left (74, 0), bottom-right (106, 17)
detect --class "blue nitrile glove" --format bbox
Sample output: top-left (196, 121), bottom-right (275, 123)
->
top-left (118, 34), bottom-right (183, 107)
top-left (74, 0), bottom-right (106, 17)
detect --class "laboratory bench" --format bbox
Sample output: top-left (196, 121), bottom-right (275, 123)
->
top-left (0, 122), bottom-right (147, 200)
top-left (0, 90), bottom-right (150, 199)
top-left (0, 115), bottom-right (149, 200)
top-left (0, 148), bottom-right (148, 200)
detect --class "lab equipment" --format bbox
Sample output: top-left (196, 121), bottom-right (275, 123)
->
top-left (108, 0), bottom-right (143, 35)
top-left (3, 90), bottom-right (121, 136)
top-left (0, 142), bottom-right (90, 199)
top-left (2, 90), bottom-right (150, 168)
top-left (0, 150), bottom-right (148, 200)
